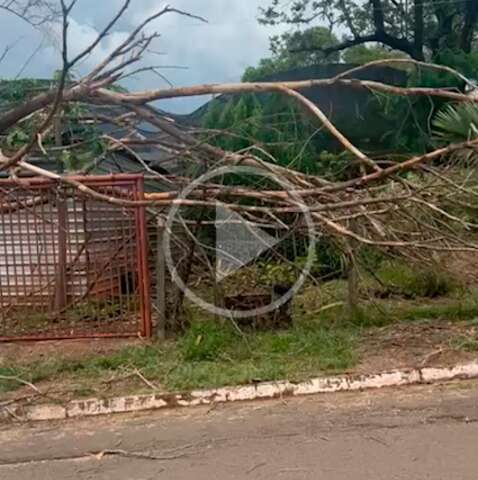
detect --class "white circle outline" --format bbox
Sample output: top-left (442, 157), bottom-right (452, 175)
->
top-left (163, 165), bottom-right (317, 319)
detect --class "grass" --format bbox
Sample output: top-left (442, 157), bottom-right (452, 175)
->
top-left (293, 260), bottom-right (478, 329)
top-left (452, 336), bottom-right (478, 352)
top-left (369, 261), bottom-right (460, 299)
top-left (2, 261), bottom-right (478, 398)
top-left (0, 321), bottom-right (357, 396)
top-left (333, 295), bottom-right (478, 328)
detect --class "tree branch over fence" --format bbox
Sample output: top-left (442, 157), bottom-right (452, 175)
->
top-left (1, 0), bottom-right (478, 260)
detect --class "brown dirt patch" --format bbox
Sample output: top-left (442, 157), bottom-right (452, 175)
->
top-left (0, 338), bottom-right (144, 366)
top-left (446, 252), bottom-right (478, 283)
top-left (355, 321), bottom-right (478, 373)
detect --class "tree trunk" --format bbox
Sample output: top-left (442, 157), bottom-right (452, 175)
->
top-left (413, 0), bottom-right (425, 61)
top-left (461, 0), bottom-right (478, 53)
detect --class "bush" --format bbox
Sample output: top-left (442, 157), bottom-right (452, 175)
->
top-left (413, 269), bottom-right (456, 298)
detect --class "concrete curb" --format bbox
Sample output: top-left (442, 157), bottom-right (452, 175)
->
top-left (2, 362), bottom-right (478, 422)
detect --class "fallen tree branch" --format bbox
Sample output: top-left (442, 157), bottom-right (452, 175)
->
top-left (276, 85), bottom-right (381, 172)
top-left (330, 58), bottom-right (476, 88)
top-left (94, 78), bottom-right (473, 105)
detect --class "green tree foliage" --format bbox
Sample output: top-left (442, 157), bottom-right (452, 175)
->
top-left (259, 1), bottom-right (478, 61)
top-left (243, 27), bottom-right (339, 81)
top-left (432, 49), bottom-right (478, 80)
top-left (0, 78), bottom-right (53, 104)
top-left (0, 78), bottom-right (106, 171)
top-left (202, 92), bottom-right (352, 178)
top-left (202, 98), bottom-right (223, 129)
top-left (366, 64), bottom-right (466, 154)
top-left (201, 93), bottom-right (351, 276)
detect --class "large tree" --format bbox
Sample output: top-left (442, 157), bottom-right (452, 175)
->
top-left (260, 1), bottom-right (478, 61)
top-left (243, 26), bottom-right (339, 81)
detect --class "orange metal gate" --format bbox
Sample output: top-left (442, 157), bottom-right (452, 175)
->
top-left (0, 175), bottom-right (151, 340)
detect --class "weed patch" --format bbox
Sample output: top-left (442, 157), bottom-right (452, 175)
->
top-left (451, 332), bottom-right (478, 352)
top-left (0, 322), bottom-right (357, 396)
top-left (178, 321), bottom-right (236, 361)
top-left (372, 262), bottom-right (460, 299)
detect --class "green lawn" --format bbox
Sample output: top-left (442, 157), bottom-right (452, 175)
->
top-left (2, 262), bottom-right (478, 398)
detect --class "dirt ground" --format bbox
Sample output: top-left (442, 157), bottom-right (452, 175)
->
top-left (1, 320), bottom-right (477, 407)
top-left (356, 320), bottom-right (478, 372)
top-left (0, 338), bottom-right (143, 365)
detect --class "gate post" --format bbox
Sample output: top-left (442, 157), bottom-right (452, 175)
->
top-left (136, 177), bottom-right (152, 337)
top-left (155, 216), bottom-right (167, 340)
top-left (53, 188), bottom-right (68, 313)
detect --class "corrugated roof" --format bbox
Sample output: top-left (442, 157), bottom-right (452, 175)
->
top-left (0, 95), bottom-right (191, 190)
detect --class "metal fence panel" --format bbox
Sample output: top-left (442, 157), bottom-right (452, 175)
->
top-left (0, 175), bottom-right (151, 340)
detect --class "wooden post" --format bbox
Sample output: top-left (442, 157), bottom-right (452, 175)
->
top-left (346, 219), bottom-right (359, 318)
top-left (155, 217), bottom-right (167, 340)
top-left (347, 250), bottom-right (359, 316)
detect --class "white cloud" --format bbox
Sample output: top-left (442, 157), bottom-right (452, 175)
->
top-left (127, 0), bottom-right (285, 112)
top-left (0, 0), bottom-right (286, 113)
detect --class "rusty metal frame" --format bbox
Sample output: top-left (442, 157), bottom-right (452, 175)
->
top-left (0, 174), bottom-right (152, 341)
top-left (134, 176), bottom-right (152, 338)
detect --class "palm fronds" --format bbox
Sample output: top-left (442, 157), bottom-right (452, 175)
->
top-left (432, 102), bottom-right (478, 145)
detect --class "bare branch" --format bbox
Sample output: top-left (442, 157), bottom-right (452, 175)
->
top-left (84, 5), bottom-right (206, 82)
top-left (0, 0), bottom-right (73, 171)
top-left (331, 58), bottom-right (476, 89)
top-left (94, 78), bottom-right (472, 106)
top-left (68, 0), bottom-right (130, 67)
top-left (2, 1), bottom-right (478, 265)
top-left (276, 85), bottom-right (382, 172)
top-left (0, 0), bottom-right (59, 27)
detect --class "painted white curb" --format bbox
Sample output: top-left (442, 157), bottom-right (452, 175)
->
top-left (2, 362), bottom-right (478, 422)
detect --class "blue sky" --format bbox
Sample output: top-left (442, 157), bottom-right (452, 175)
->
top-left (0, 0), bottom-right (285, 113)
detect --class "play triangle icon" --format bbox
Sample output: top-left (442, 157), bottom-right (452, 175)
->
top-left (215, 204), bottom-right (280, 282)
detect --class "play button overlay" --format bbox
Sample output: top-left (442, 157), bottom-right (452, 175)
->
top-left (215, 205), bottom-right (280, 281)
top-left (163, 165), bottom-right (317, 319)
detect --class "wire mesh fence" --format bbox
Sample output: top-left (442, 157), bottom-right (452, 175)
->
top-left (0, 175), bottom-right (151, 341)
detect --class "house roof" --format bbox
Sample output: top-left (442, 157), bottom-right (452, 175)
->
top-left (0, 85), bottom-right (191, 189)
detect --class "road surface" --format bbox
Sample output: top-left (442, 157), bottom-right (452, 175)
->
top-left (1, 380), bottom-right (478, 479)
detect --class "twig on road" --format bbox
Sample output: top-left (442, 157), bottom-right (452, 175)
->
top-left (246, 461), bottom-right (267, 475)
top-left (92, 448), bottom-right (191, 462)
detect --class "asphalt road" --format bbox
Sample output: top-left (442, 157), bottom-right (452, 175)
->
top-left (1, 380), bottom-right (478, 479)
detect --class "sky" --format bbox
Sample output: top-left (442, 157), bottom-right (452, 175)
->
top-left (0, 0), bottom-right (285, 113)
